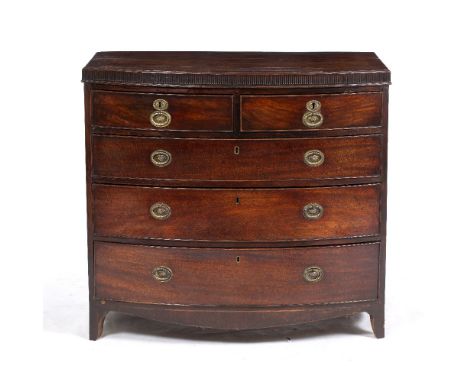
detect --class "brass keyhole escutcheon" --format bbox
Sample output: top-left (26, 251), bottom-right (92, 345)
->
top-left (306, 100), bottom-right (321, 111)
top-left (234, 146), bottom-right (240, 155)
top-left (153, 99), bottom-right (168, 110)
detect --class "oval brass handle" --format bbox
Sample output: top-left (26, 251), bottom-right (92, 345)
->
top-left (303, 203), bottom-right (324, 220)
top-left (150, 202), bottom-right (171, 220)
top-left (152, 266), bottom-right (173, 282)
top-left (303, 266), bottom-right (323, 282)
top-left (151, 149), bottom-right (172, 167)
top-left (304, 149), bottom-right (324, 167)
top-left (302, 99), bottom-right (323, 128)
top-left (150, 98), bottom-right (171, 128)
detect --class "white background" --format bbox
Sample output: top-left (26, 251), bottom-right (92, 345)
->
top-left (1, 0), bottom-right (467, 380)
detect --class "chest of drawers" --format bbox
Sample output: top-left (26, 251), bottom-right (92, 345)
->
top-left (82, 51), bottom-right (390, 340)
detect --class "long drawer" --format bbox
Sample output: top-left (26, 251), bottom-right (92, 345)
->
top-left (93, 184), bottom-right (380, 242)
top-left (92, 135), bottom-right (382, 184)
top-left (94, 242), bottom-right (379, 306)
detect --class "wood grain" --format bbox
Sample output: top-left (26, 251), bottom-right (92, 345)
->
top-left (94, 300), bottom-right (378, 332)
top-left (93, 184), bottom-right (380, 242)
top-left (241, 93), bottom-right (382, 131)
top-left (92, 91), bottom-right (233, 131)
top-left (92, 135), bottom-right (382, 184)
top-left (84, 51), bottom-right (390, 339)
top-left (94, 242), bottom-right (379, 306)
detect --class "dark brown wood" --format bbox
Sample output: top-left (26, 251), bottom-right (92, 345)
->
top-left (92, 125), bottom-right (384, 140)
top-left (82, 52), bottom-right (390, 88)
top-left (95, 242), bottom-right (379, 306)
top-left (88, 84), bottom-right (386, 139)
top-left (92, 235), bottom-right (381, 249)
top-left (369, 305), bottom-right (385, 338)
top-left (241, 93), bottom-right (382, 131)
top-left (83, 52), bottom-right (390, 340)
top-left (84, 84), bottom-right (100, 340)
top-left (92, 91), bottom-right (233, 131)
top-left (373, 86), bottom-right (390, 338)
top-left (93, 184), bottom-right (380, 242)
top-left (92, 135), bottom-right (382, 185)
top-left (90, 306), bottom-right (107, 341)
top-left (89, 83), bottom-right (387, 95)
top-left (96, 300), bottom-right (377, 333)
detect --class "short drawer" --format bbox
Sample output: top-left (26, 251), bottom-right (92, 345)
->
top-left (93, 184), bottom-right (380, 242)
top-left (92, 91), bottom-right (233, 131)
top-left (241, 93), bottom-right (382, 131)
top-left (92, 135), bottom-right (382, 184)
top-left (94, 242), bottom-right (379, 306)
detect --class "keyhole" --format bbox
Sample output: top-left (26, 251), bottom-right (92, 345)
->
top-left (236, 196), bottom-right (240, 205)
top-left (234, 146), bottom-right (240, 155)
top-left (236, 256), bottom-right (240, 263)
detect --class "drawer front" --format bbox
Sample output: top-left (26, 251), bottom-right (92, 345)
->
top-left (92, 91), bottom-right (233, 131)
top-left (92, 135), bottom-right (382, 183)
top-left (94, 242), bottom-right (379, 306)
top-left (241, 93), bottom-right (382, 131)
top-left (93, 184), bottom-right (380, 242)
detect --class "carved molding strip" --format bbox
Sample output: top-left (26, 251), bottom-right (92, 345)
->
top-left (82, 70), bottom-right (391, 87)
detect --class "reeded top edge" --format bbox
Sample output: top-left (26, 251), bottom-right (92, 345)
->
top-left (82, 51), bottom-right (391, 88)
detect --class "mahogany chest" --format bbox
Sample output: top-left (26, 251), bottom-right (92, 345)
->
top-left (82, 51), bottom-right (390, 340)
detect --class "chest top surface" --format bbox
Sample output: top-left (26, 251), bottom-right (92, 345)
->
top-left (82, 51), bottom-right (390, 88)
